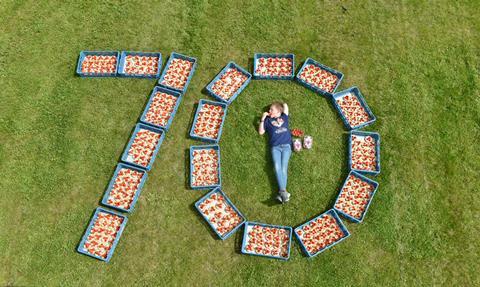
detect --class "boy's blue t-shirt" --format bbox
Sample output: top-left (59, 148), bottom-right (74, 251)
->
top-left (264, 113), bottom-right (292, 147)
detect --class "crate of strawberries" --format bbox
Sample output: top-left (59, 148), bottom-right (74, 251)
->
top-left (77, 207), bottom-right (128, 262)
top-left (332, 86), bottom-right (376, 130)
top-left (121, 123), bottom-right (166, 171)
top-left (348, 130), bottom-right (381, 175)
top-left (158, 52), bottom-right (197, 94)
top-left (295, 58), bottom-right (343, 97)
top-left (206, 62), bottom-right (252, 105)
top-left (101, 163), bottom-right (148, 213)
top-left (241, 222), bottom-right (293, 260)
top-left (334, 171), bottom-right (379, 223)
top-left (190, 144), bottom-right (221, 189)
top-left (195, 187), bottom-right (245, 240)
top-left (253, 53), bottom-right (295, 80)
top-left (140, 86), bottom-right (183, 131)
top-left (294, 209), bottom-right (350, 258)
top-left (117, 51), bottom-right (162, 78)
top-left (76, 51), bottom-right (119, 77)
top-left (190, 99), bottom-right (228, 143)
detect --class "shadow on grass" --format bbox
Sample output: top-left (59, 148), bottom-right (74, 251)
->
top-left (234, 223), bottom-right (245, 255)
top-left (248, 57), bottom-right (254, 75)
top-left (184, 148), bottom-right (190, 189)
top-left (324, 131), bottom-right (351, 209)
top-left (184, 102), bottom-right (198, 139)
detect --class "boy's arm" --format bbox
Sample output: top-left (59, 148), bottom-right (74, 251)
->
top-left (258, 112), bottom-right (269, 135)
top-left (283, 103), bottom-right (289, 116)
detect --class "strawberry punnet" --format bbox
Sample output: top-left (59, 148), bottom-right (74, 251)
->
top-left (191, 148), bottom-right (220, 187)
top-left (295, 213), bottom-right (347, 256)
top-left (243, 224), bottom-right (290, 259)
top-left (291, 128), bottom-right (304, 138)
top-left (197, 191), bottom-right (243, 237)
top-left (82, 212), bottom-right (124, 259)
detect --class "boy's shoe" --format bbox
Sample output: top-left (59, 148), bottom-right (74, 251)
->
top-left (276, 194), bottom-right (284, 203)
top-left (279, 190), bottom-right (290, 203)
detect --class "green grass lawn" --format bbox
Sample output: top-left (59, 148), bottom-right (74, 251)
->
top-left (1, 0), bottom-right (479, 286)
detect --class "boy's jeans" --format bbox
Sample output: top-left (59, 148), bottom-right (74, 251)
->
top-left (271, 144), bottom-right (292, 191)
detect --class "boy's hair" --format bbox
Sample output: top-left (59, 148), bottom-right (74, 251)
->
top-left (271, 101), bottom-right (284, 113)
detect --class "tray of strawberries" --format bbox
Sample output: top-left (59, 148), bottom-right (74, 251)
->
top-left (158, 52), bottom-right (197, 93)
top-left (348, 130), bottom-right (380, 175)
top-left (294, 209), bottom-right (350, 258)
top-left (206, 62), bottom-right (252, 104)
top-left (101, 163), bottom-right (148, 213)
top-left (77, 207), bottom-right (128, 262)
top-left (190, 144), bottom-right (221, 189)
top-left (253, 53), bottom-right (295, 80)
top-left (195, 187), bottom-right (245, 239)
top-left (121, 123), bottom-right (166, 171)
top-left (334, 171), bottom-right (379, 223)
top-left (117, 51), bottom-right (162, 78)
top-left (76, 51), bottom-right (119, 77)
top-left (295, 58), bottom-right (343, 96)
top-left (140, 86), bottom-right (183, 131)
top-left (332, 86), bottom-right (376, 130)
top-left (241, 222), bottom-right (292, 260)
top-left (190, 99), bottom-right (227, 143)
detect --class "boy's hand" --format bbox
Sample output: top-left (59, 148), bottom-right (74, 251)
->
top-left (261, 112), bottom-right (269, 120)
top-left (283, 103), bottom-right (289, 115)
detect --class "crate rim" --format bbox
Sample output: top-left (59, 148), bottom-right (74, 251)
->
top-left (206, 61), bottom-right (252, 105)
top-left (189, 144), bottom-right (222, 190)
top-left (333, 170), bottom-right (379, 223)
top-left (194, 187), bottom-right (246, 240)
top-left (77, 207), bottom-right (128, 262)
top-left (332, 86), bottom-right (377, 130)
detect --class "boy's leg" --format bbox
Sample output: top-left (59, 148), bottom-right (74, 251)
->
top-left (281, 144), bottom-right (292, 190)
top-left (271, 146), bottom-right (286, 191)
top-left (277, 145), bottom-right (292, 202)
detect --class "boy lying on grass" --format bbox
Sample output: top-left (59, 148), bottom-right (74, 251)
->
top-left (258, 102), bottom-right (292, 203)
